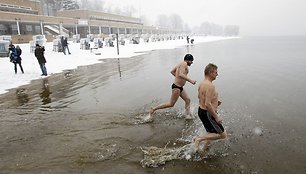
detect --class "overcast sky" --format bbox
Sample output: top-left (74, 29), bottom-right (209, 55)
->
top-left (103, 0), bottom-right (306, 36)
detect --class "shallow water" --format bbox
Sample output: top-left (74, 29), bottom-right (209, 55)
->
top-left (1, 36), bottom-right (306, 173)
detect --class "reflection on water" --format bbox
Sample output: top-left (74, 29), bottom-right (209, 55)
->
top-left (117, 58), bottom-right (122, 79)
top-left (39, 78), bottom-right (51, 105)
top-left (15, 88), bottom-right (29, 106)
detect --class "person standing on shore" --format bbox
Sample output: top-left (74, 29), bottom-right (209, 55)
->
top-left (15, 45), bottom-right (24, 74)
top-left (193, 63), bottom-right (227, 154)
top-left (61, 36), bottom-right (71, 55)
top-left (9, 44), bottom-right (24, 74)
top-left (34, 44), bottom-right (47, 76)
top-left (149, 54), bottom-right (197, 120)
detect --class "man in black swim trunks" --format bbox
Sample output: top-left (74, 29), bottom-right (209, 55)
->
top-left (193, 63), bottom-right (227, 153)
top-left (149, 54), bottom-right (197, 120)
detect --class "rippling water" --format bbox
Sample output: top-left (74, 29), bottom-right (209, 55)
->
top-left (1, 36), bottom-right (306, 173)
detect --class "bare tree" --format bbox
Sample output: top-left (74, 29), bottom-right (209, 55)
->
top-left (86, 0), bottom-right (105, 11)
top-left (121, 5), bottom-right (137, 17)
top-left (168, 14), bottom-right (183, 30)
top-left (155, 14), bottom-right (169, 28)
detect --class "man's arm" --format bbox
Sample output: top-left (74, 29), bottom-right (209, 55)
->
top-left (177, 63), bottom-right (196, 84)
top-left (170, 66), bottom-right (177, 76)
top-left (204, 85), bottom-right (222, 123)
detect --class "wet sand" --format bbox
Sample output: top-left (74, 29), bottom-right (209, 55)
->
top-left (1, 37), bottom-right (306, 174)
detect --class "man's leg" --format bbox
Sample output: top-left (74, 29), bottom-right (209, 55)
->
top-left (14, 63), bottom-right (17, 74)
top-left (67, 46), bottom-right (71, 54)
top-left (149, 89), bottom-right (180, 117)
top-left (180, 90), bottom-right (192, 119)
top-left (39, 63), bottom-right (44, 75)
top-left (193, 131), bottom-right (227, 152)
top-left (19, 62), bottom-right (24, 73)
top-left (42, 63), bottom-right (47, 75)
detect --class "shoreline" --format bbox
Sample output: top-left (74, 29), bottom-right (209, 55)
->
top-left (0, 36), bottom-right (239, 95)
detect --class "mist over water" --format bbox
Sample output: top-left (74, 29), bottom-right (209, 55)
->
top-left (1, 36), bottom-right (306, 173)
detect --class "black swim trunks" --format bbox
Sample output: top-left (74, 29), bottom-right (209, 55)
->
top-left (171, 83), bottom-right (183, 92)
top-left (198, 107), bottom-right (224, 134)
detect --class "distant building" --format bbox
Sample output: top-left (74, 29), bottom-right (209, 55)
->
top-left (0, 0), bottom-right (176, 43)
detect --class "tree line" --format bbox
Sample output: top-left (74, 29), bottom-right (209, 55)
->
top-left (40, 0), bottom-right (239, 36)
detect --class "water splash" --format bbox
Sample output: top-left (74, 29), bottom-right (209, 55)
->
top-left (77, 144), bottom-right (118, 165)
top-left (140, 143), bottom-right (197, 168)
top-left (253, 127), bottom-right (263, 136)
top-left (134, 113), bottom-right (153, 124)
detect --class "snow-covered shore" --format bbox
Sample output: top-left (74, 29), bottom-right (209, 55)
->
top-left (0, 36), bottom-right (237, 94)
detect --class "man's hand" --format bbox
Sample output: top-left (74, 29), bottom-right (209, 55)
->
top-left (190, 80), bottom-right (197, 85)
top-left (215, 116), bottom-right (222, 124)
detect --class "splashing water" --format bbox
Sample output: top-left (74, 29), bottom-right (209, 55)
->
top-left (134, 113), bottom-right (154, 124)
top-left (253, 127), bottom-right (263, 136)
top-left (140, 143), bottom-right (198, 168)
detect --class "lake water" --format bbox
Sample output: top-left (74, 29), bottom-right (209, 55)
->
top-left (1, 36), bottom-right (306, 173)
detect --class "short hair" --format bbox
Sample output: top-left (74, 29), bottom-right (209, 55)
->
top-left (184, 54), bottom-right (194, 61)
top-left (36, 44), bottom-right (40, 47)
top-left (204, 63), bottom-right (218, 75)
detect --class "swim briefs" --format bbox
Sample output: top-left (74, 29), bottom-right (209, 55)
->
top-left (198, 107), bottom-right (224, 134)
top-left (171, 83), bottom-right (183, 93)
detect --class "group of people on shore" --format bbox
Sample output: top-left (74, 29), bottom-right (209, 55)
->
top-left (8, 36), bottom-right (71, 76)
top-left (9, 43), bottom-right (47, 76)
top-left (8, 44), bottom-right (24, 74)
top-left (61, 36), bottom-right (71, 55)
top-left (149, 53), bottom-right (227, 155)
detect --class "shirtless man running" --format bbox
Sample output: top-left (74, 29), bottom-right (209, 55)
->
top-left (149, 54), bottom-right (197, 120)
top-left (193, 63), bottom-right (227, 153)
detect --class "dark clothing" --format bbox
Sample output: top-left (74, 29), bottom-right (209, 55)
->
top-left (9, 47), bottom-right (17, 63)
top-left (61, 37), bottom-right (67, 47)
top-left (34, 46), bottom-right (47, 75)
top-left (61, 37), bottom-right (71, 55)
top-left (171, 83), bottom-right (183, 93)
top-left (35, 46), bottom-right (46, 64)
top-left (14, 62), bottom-right (24, 74)
top-left (10, 46), bottom-right (24, 74)
top-left (16, 47), bottom-right (22, 64)
top-left (62, 38), bottom-right (71, 55)
top-left (198, 107), bottom-right (224, 134)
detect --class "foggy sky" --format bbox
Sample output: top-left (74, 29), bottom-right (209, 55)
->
top-left (104, 0), bottom-right (306, 36)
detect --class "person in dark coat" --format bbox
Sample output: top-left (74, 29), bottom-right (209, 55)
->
top-left (61, 36), bottom-right (71, 55)
top-left (34, 44), bottom-right (47, 76)
top-left (15, 45), bottom-right (24, 74)
top-left (9, 44), bottom-right (24, 74)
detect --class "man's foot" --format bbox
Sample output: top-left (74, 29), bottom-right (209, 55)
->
top-left (185, 111), bottom-right (194, 120)
top-left (185, 114), bottom-right (194, 120)
top-left (143, 114), bottom-right (153, 123)
top-left (192, 136), bottom-right (200, 152)
top-left (149, 107), bottom-right (155, 118)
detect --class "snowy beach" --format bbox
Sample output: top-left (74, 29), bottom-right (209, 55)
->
top-left (0, 36), bottom-right (236, 95)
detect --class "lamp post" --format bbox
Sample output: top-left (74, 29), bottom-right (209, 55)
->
top-left (40, 20), bottom-right (44, 35)
top-left (75, 22), bottom-right (78, 35)
top-left (59, 21), bottom-right (63, 35)
top-left (15, 18), bottom-right (21, 35)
